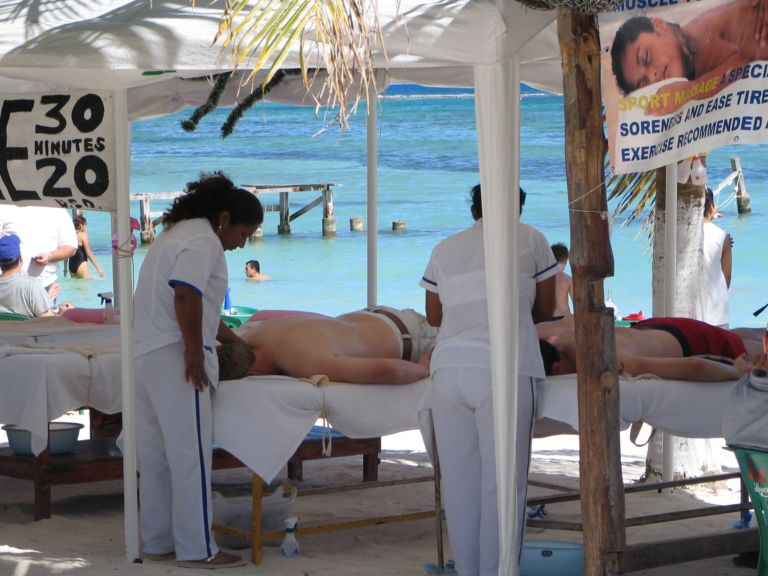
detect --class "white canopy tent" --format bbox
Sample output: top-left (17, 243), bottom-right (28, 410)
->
top-left (0, 1), bottom-right (561, 573)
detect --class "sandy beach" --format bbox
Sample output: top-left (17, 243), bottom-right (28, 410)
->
top-left (0, 427), bottom-right (758, 575)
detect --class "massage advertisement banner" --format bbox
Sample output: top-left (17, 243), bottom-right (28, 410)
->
top-left (0, 91), bottom-right (115, 211)
top-left (599, 0), bottom-right (768, 174)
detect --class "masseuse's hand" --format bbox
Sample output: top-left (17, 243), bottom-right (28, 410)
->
top-left (417, 349), bottom-right (433, 371)
top-left (184, 347), bottom-right (209, 391)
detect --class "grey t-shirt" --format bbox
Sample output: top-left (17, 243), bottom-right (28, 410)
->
top-left (0, 273), bottom-right (53, 317)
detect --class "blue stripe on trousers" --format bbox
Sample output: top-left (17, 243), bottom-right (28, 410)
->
top-left (194, 390), bottom-right (212, 558)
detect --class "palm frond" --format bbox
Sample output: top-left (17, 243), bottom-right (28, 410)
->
top-left (606, 169), bottom-right (656, 231)
top-left (215, 0), bottom-right (387, 130)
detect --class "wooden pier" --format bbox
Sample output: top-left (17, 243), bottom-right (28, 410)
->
top-left (130, 183), bottom-right (337, 243)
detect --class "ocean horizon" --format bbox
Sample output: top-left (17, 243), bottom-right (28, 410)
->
top-left (55, 84), bottom-right (768, 330)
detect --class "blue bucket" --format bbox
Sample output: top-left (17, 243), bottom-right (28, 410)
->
top-left (2, 422), bottom-right (84, 455)
top-left (520, 540), bottom-right (584, 576)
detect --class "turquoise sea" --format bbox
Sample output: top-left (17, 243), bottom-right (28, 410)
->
top-left (58, 85), bottom-right (768, 329)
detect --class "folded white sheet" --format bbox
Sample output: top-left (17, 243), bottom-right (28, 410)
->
top-left (212, 377), bottom-right (324, 483)
top-left (537, 374), bottom-right (738, 438)
top-left (211, 376), bottom-right (432, 483)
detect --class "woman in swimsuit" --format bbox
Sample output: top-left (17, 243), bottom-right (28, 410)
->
top-left (67, 214), bottom-right (104, 279)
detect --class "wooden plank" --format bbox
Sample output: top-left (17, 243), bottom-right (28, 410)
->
top-left (618, 530), bottom-right (759, 572)
top-left (288, 195), bottom-right (324, 223)
top-left (0, 433), bottom-right (379, 521)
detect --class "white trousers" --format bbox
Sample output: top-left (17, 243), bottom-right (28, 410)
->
top-left (135, 343), bottom-right (217, 561)
top-left (431, 367), bottom-right (535, 576)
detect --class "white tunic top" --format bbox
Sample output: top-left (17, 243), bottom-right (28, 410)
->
top-left (420, 219), bottom-right (557, 379)
top-left (134, 218), bottom-right (227, 386)
top-left (702, 221), bottom-right (729, 326)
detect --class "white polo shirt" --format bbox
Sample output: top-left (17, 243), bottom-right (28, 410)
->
top-left (2, 207), bottom-right (77, 288)
top-left (134, 218), bottom-right (227, 386)
top-left (421, 219), bottom-right (557, 379)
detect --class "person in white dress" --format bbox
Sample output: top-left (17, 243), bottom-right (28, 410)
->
top-left (420, 184), bottom-right (557, 576)
top-left (133, 172), bottom-right (263, 569)
top-left (702, 187), bottom-right (732, 328)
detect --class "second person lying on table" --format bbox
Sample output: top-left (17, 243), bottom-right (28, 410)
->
top-left (217, 307), bottom-right (438, 384)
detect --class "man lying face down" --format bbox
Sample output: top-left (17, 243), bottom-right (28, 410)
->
top-left (539, 316), bottom-right (766, 382)
top-left (217, 307), bottom-right (438, 384)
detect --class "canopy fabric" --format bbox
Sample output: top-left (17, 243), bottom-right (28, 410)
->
top-left (0, 1), bottom-right (561, 93)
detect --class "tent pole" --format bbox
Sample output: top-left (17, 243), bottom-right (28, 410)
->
top-left (474, 54), bottom-right (521, 575)
top-left (114, 88), bottom-right (140, 562)
top-left (366, 84), bottom-right (378, 308)
top-left (661, 163), bottom-right (678, 485)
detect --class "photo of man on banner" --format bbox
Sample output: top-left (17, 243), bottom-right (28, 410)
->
top-left (599, 0), bottom-right (768, 174)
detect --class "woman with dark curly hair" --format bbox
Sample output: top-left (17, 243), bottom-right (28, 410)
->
top-left (133, 171), bottom-right (263, 569)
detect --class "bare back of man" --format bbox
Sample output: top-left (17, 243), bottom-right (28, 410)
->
top-left (229, 309), bottom-right (436, 385)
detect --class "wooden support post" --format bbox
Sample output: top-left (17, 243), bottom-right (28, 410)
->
top-left (558, 9), bottom-right (625, 576)
top-left (138, 194), bottom-right (155, 244)
top-left (350, 216), bottom-right (364, 231)
top-left (322, 186), bottom-right (336, 236)
top-left (278, 191), bottom-right (291, 234)
top-left (732, 156), bottom-right (751, 214)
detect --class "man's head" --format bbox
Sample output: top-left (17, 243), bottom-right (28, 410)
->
top-left (704, 187), bottom-right (716, 218)
top-left (0, 234), bottom-right (22, 270)
top-left (539, 338), bottom-right (577, 376)
top-left (217, 340), bottom-right (256, 381)
top-left (245, 259), bottom-right (261, 279)
top-left (610, 16), bottom-right (695, 95)
top-left (469, 184), bottom-right (526, 220)
top-left (551, 242), bottom-right (569, 265)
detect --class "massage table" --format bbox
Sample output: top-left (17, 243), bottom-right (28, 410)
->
top-left (0, 336), bottom-right (751, 561)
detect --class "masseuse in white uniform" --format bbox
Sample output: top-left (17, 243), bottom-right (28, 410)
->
top-left (133, 172), bottom-right (263, 569)
top-left (421, 184), bottom-right (556, 576)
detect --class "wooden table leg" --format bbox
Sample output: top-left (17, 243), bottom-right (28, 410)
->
top-left (250, 474), bottom-right (263, 565)
top-left (363, 452), bottom-right (379, 482)
top-left (33, 450), bottom-right (51, 520)
top-left (286, 460), bottom-right (303, 482)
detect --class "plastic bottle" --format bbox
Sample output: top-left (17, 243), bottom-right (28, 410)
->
top-left (280, 516), bottom-right (300, 558)
top-left (98, 292), bottom-right (116, 324)
top-left (223, 287), bottom-right (232, 315)
top-left (690, 155), bottom-right (708, 186)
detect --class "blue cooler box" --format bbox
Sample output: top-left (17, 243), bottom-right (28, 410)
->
top-left (521, 540), bottom-right (584, 576)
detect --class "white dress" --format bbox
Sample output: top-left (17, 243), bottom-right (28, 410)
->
top-left (702, 221), bottom-right (729, 327)
top-left (420, 219), bottom-right (557, 576)
top-left (133, 218), bottom-right (227, 561)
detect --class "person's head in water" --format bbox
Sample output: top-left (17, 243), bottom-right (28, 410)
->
top-left (469, 184), bottom-right (526, 221)
top-left (610, 15), bottom-right (696, 95)
top-left (245, 259), bottom-right (261, 279)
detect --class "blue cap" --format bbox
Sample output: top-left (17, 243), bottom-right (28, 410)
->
top-left (0, 234), bottom-right (21, 261)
